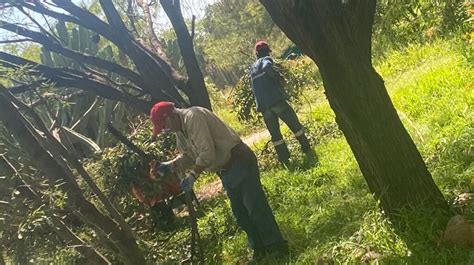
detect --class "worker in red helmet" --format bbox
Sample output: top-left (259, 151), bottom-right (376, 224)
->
top-left (149, 101), bottom-right (288, 261)
top-left (250, 40), bottom-right (317, 168)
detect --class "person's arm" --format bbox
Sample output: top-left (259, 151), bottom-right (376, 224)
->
top-left (261, 57), bottom-right (278, 77)
top-left (261, 57), bottom-right (286, 87)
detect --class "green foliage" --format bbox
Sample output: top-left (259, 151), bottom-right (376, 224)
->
top-left (197, 0), bottom-right (291, 87)
top-left (206, 80), bottom-right (256, 135)
top-left (89, 120), bottom-right (176, 201)
top-left (373, 0), bottom-right (471, 54)
top-left (2, 1), bottom-right (474, 263)
top-left (84, 120), bottom-right (189, 262)
top-left (230, 57), bottom-right (321, 124)
top-left (385, 41), bottom-right (474, 202)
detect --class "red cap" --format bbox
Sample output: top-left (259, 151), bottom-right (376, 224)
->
top-left (255, 40), bottom-right (271, 52)
top-left (150, 101), bottom-right (175, 136)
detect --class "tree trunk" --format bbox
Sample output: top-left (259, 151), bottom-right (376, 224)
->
top-left (160, 0), bottom-right (212, 110)
top-left (0, 88), bottom-right (146, 265)
top-left (259, 0), bottom-right (446, 216)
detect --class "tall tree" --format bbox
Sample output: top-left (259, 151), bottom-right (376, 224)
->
top-left (258, 0), bottom-right (447, 216)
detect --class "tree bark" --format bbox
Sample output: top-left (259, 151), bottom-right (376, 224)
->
top-left (135, 0), bottom-right (189, 93)
top-left (259, 0), bottom-right (446, 215)
top-left (3, 1), bottom-right (214, 110)
top-left (0, 87), bottom-right (146, 265)
top-left (160, 0), bottom-right (212, 110)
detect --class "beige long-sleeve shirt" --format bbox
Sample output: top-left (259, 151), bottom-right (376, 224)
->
top-left (172, 106), bottom-right (241, 174)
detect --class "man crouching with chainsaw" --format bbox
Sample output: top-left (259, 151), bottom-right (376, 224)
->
top-left (149, 101), bottom-right (288, 261)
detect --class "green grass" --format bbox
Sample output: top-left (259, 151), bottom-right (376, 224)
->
top-left (159, 39), bottom-right (474, 264)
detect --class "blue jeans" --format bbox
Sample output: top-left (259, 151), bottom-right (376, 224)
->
top-left (220, 144), bottom-right (285, 249)
top-left (262, 101), bottom-right (311, 162)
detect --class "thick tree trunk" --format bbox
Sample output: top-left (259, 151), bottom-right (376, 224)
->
top-left (0, 88), bottom-right (146, 265)
top-left (259, 0), bottom-right (446, 215)
top-left (160, 0), bottom-right (212, 110)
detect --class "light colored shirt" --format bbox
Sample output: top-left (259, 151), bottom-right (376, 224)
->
top-left (172, 106), bottom-right (241, 174)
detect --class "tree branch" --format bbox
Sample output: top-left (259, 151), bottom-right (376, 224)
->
top-left (17, 5), bottom-right (61, 43)
top-left (0, 20), bottom-right (147, 89)
top-left (0, 51), bottom-right (152, 113)
top-left (0, 38), bottom-right (32, 44)
top-left (98, 0), bottom-right (130, 35)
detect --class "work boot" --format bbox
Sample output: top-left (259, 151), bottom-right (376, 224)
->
top-left (280, 159), bottom-right (295, 171)
top-left (303, 149), bottom-right (319, 168)
top-left (274, 142), bottom-right (290, 165)
top-left (296, 134), bottom-right (311, 154)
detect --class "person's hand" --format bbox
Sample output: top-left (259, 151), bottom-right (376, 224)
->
top-left (180, 175), bottom-right (196, 192)
top-left (156, 162), bottom-right (173, 177)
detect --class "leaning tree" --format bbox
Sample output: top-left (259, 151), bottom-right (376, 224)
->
top-left (258, 0), bottom-right (447, 217)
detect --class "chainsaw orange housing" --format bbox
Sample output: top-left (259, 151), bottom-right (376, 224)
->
top-left (131, 176), bottom-right (182, 207)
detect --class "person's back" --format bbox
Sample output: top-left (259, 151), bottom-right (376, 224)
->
top-left (250, 56), bottom-right (287, 112)
top-left (175, 106), bottom-right (241, 173)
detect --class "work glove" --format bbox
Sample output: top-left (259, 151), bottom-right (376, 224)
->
top-left (180, 175), bottom-right (196, 192)
top-left (156, 161), bottom-right (173, 177)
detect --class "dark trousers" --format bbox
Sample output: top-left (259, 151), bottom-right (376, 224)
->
top-left (220, 144), bottom-right (284, 249)
top-left (262, 101), bottom-right (311, 162)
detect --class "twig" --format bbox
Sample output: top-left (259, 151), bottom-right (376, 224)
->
top-left (17, 6), bottom-right (61, 43)
top-left (0, 38), bottom-right (32, 44)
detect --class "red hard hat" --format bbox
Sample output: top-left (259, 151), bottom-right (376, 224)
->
top-left (255, 40), bottom-right (271, 52)
top-left (150, 101), bottom-right (175, 136)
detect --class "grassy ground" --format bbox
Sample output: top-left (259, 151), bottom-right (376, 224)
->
top-left (161, 39), bottom-right (473, 264)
